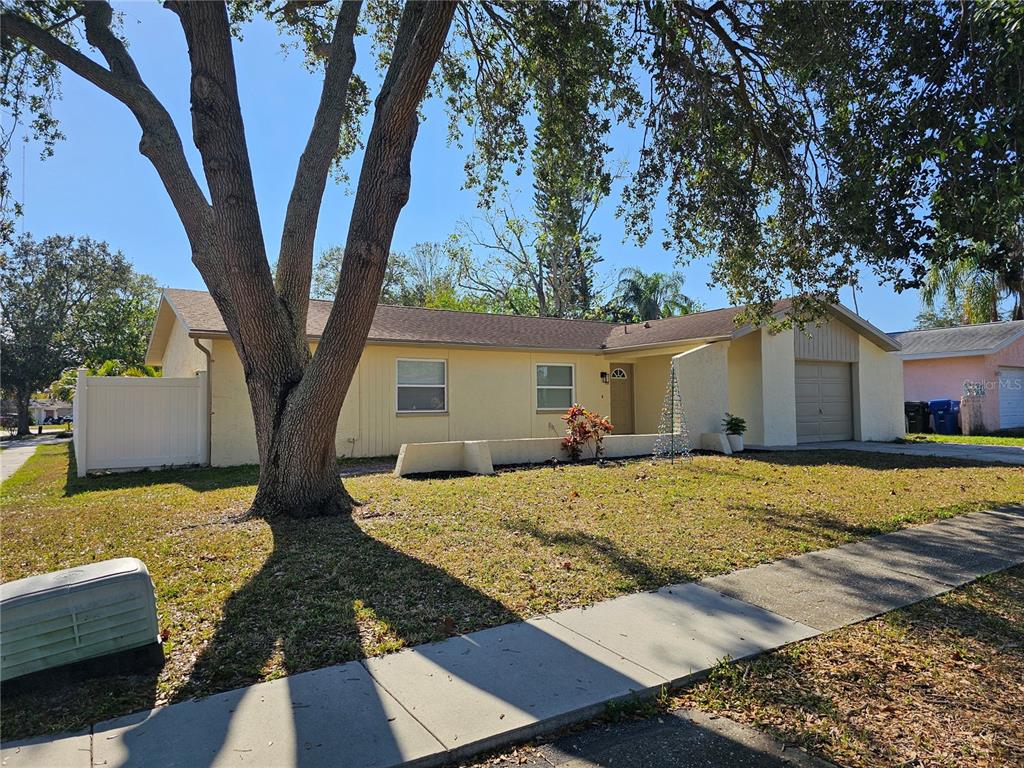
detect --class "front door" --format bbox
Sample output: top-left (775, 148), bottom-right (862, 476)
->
top-left (609, 363), bottom-right (635, 434)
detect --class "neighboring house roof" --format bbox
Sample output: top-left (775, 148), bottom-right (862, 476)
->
top-left (148, 287), bottom-right (899, 363)
top-left (30, 399), bottom-right (72, 408)
top-left (890, 320), bottom-right (1024, 360)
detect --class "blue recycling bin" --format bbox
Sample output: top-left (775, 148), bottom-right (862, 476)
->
top-left (928, 399), bottom-right (960, 435)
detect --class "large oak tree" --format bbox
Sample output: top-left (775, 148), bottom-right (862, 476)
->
top-left (2, 1), bottom-right (1018, 517)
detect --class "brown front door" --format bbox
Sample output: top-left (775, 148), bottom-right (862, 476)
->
top-left (609, 363), bottom-right (635, 434)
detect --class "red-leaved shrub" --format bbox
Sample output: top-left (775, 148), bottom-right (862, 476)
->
top-left (560, 404), bottom-right (614, 461)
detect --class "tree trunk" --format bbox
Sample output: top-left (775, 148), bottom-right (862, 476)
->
top-left (250, 390), bottom-right (354, 518)
top-left (15, 391), bottom-right (32, 436)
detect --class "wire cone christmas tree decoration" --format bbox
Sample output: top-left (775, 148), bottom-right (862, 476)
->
top-left (653, 363), bottom-right (692, 463)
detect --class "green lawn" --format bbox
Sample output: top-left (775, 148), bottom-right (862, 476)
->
top-left (1, 442), bottom-right (1021, 739)
top-left (905, 432), bottom-right (1024, 447)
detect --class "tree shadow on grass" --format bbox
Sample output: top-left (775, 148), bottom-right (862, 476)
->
top-left (100, 510), bottom-right (529, 766)
top-left (174, 512), bottom-right (518, 700)
top-left (689, 568), bottom-right (1024, 766)
top-left (504, 517), bottom-right (696, 592)
top-left (63, 441), bottom-right (259, 496)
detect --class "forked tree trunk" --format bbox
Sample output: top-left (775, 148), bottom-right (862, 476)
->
top-left (244, 347), bottom-right (359, 518)
top-left (250, 390), bottom-right (354, 517)
top-left (1, 1), bottom-right (455, 517)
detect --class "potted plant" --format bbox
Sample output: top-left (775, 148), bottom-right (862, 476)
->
top-left (722, 413), bottom-right (747, 452)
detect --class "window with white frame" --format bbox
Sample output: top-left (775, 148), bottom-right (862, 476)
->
top-left (536, 363), bottom-right (574, 410)
top-left (396, 359), bottom-right (447, 412)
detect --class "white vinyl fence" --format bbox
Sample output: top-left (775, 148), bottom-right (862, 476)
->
top-left (73, 369), bottom-right (209, 477)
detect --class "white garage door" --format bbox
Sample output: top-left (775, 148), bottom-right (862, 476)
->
top-left (999, 367), bottom-right (1024, 428)
top-left (796, 362), bottom-right (853, 443)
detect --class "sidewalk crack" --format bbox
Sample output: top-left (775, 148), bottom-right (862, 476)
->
top-left (359, 658), bottom-right (450, 753)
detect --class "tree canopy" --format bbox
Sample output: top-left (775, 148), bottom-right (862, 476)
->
top-left (5, 1), bottom-right (1019, 329)
top-left (0, 233), bottom-right (158, 433)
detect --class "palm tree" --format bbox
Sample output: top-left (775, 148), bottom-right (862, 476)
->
top-left (920, 254), bottom-right (1022, 324)
top-left (615, 268), bottom-right (700, 321)
top-left (49, 360), bottom-right (160, 402)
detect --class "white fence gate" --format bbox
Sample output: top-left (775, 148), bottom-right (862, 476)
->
top-left (73, 369), bottom-right (209, 477)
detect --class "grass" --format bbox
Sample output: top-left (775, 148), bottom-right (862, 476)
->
top-left (1, 442), bottom-right (1022, 740)
top-left (675, 567), bottom-right (1024, 768)
top-left (905, 432), bottom-right (1024, 447)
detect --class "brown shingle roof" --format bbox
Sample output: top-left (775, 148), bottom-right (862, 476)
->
top-left (161, 288), bottom-right (794, 352)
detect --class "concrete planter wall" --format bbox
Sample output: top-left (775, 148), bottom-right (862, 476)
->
top-left (395, 434), bottom-right (662, 477)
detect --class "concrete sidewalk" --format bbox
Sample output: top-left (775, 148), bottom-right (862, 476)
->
top-left (2, 506), bottom-right (1021, 768)
top-left (0, 435), bottom-right (68, 483)
top-left (775, 439), bottom-right (1024, 465)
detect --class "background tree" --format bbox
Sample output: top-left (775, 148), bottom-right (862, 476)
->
top-left (615, 268), bottom-right (701, 322)
top-left (914, 305), bottom-right (963, 331)
top-left (312, 241), bottom-right (474, 308)
top-left (919, 252), bottom-right (1020, 325)
top-left (5, 1), bottom-right (1018, 516)
top-left (0, 233), bottom-right (155, 434)
top-left (456, 189), bottom-right (604, 319)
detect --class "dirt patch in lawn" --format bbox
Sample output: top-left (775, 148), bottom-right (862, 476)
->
top-left (1, 443), bottom-right (1021, 739)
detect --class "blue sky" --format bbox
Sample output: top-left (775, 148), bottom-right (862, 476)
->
top-left (8, 3), bottom-right (928, 331)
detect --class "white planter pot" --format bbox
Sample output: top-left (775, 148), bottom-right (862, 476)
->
top-left (726, 434), bottom-right (744, 452)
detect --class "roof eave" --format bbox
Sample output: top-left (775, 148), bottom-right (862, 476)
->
top-left (897, 324), bottom-right (1024, 359)
top-left (185, 329), bottom-right (732, 354)
top-left (901, 347), bottom-right (999, 361)
top-left (145, 291), bottom-right (189, 366)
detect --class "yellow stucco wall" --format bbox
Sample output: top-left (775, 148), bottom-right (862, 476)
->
top-left (208, 341), bottom-right (610, 465)
top-left (161, 317), bottom-right (208, 379)
top-left (726, 332), bottom-right (764, 445)
top-left (854, 335), bottom-right (906, 441)
top-left (197, 318), bottom-right (903, 465)
top-left (672, 343), bottom-right (731, 436)
top-left (761, 328), bottom-right (798, 445)
top-left (631, 355), bottom-right (672, 434)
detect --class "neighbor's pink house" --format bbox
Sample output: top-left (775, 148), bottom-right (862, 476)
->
top-left (891, 321), bottom-right (1024, 432)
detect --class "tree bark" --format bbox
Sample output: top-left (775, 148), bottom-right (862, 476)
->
top-left (15, 390), bottom-right (31, 437)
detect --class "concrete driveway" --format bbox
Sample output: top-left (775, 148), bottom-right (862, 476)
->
top-left (784, 439), bottom-right (1024, 466)
top-left (0, 434), bottom-right (68, 483)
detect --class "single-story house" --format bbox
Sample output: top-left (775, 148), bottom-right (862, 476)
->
top-left (891, 320), bottom-right (1024, 432)
top-left (30, 399), bottom-right (73, 423)
top-left (145, 288), bottom-right (905, 466)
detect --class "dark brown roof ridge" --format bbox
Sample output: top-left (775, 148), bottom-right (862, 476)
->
top-left (160, 287), bottom-right (795, 352)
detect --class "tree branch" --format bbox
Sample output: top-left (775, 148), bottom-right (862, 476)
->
top-left (1, 4), bottom-right (239, 337)
top-left (304, 1), bottom-right (455, 400)
top-left (276, 1), bottom-right (361, 339)
top-left (171, 0), bottom-right (292, 362)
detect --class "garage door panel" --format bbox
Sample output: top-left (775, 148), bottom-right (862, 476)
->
top-left (795, 362), bottom-right (853, 443)
top-left (820, 381), bottom-right (851, 399)
top-left (820, 400), bottom-right (850, 419)
top-left (795, 362), bottom-right (820, 378)
top-left (796, 401), bottom-right (821, 418)
top-left (795, 381), bottom-right (819, 399)
top-left (819, 364), bottom-right (850, 381)
top-left (999, 367), bottom-right (1024, 429)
